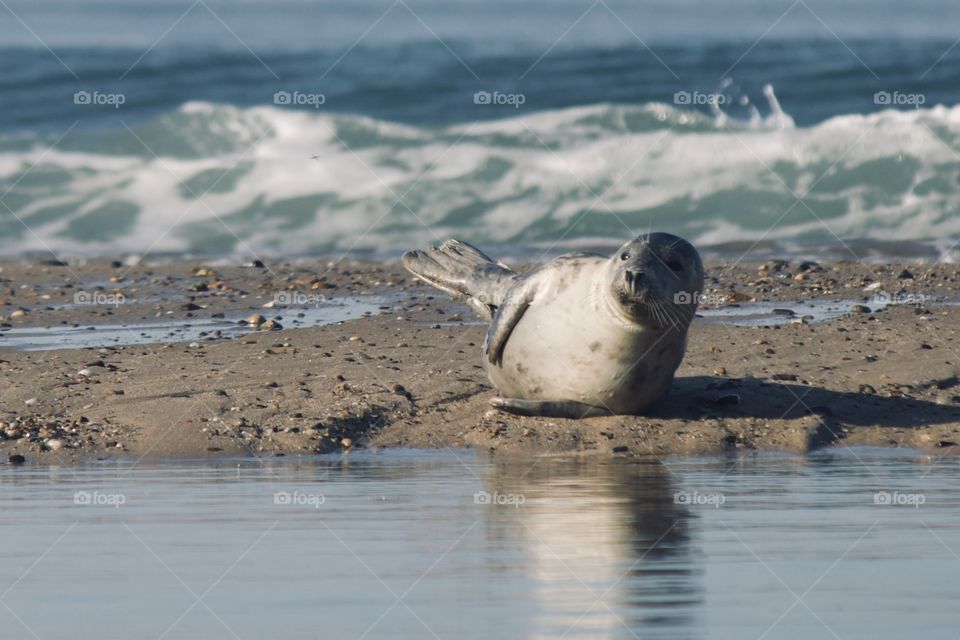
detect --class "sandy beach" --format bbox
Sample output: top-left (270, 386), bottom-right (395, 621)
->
top-left (1, 256), bottom-right (959, 464)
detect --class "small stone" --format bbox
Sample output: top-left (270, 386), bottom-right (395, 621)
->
top-left (714, 367), bottom-right (727, 376)
top-left (246, 314), bottom-right (265, 327)
top-left (182, 302), bottom-right (201, 311)
top-left (897, 269), bottom-right (914, 280)
top-left (7, 454), bottom-right (25, 465)
top-left (24, 398), bottom-right (37, 406)
top-left (772, 308), bottom-right (796, 316)
top-left (77, 368), bottom-right (93, 377)
top-left (851, 304), bottom-right (871, 314)
top-left (10, 309), bottom-right (26, 319)
top-left (45, 439), bottom-right (64, 451)
top-left (260, 319), bottom-right (283, 331)
top-left (713, 393), bottom-right (741, 406)
top-left (349, 335), bottom-right (361, 342)
top-left (771, 373), bottom-right (798, 381)
top-left (341, 438), bottom-right (353, 448)
top-left (858, 384), bottom-right (877, 394)
top-left (189, 341), bottom-right (201, 348)
top-left (612, 445), bottom-right (629, 453)
top-left (390, 383), bottom-right (407, 396)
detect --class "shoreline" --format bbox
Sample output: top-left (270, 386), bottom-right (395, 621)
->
top-left (2, 257), bottom-right (960, 464)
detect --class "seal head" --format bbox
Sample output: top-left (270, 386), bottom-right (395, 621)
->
top-left (605, 232), bottom-right (704, 331)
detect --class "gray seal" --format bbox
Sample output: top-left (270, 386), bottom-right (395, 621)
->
top-left (401, 233), bottom-right (704, 418)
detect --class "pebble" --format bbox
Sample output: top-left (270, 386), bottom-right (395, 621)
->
top-left (45, 439), bottom-right (64, 451)
top-left (260, 319), bottom-right (283, 331)
top-left (713, 393), bottom-right (741, 406)
top-left (246, 314), bottom-right (265, 327)
top-left (189, 342), bottom-right (201, 348)
top-left (24, 398), bottom-right (38, 406)
top-left (851, 304), bottom-right (871, 314)
top-left (77, 368), bottom-right (93, 377)
top-left (612, 445), bottom-right (629, 453)
top-left (10, 309), bottom-right (26, 319)
top-left (7, 454), bottom-right (25, 465)
top-left (771, 373), bottom-right (798, 381)
top-left (341, 438), bottom-right (353, 448)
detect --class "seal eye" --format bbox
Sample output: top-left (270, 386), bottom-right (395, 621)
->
top-left (665, 260), bottom-right (684, 272)
top-left (620, 253), bottom-right (630, 261)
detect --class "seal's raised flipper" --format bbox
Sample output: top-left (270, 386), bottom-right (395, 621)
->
top-left (490, 397), bottom-right (613, 419)
top-left (402, 239), bottom-right (516, 320)
top-left (484, 278), bottom-right (538, 365)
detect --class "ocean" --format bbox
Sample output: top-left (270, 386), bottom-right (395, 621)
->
top-left (2, 0), bottom-right (960, 259)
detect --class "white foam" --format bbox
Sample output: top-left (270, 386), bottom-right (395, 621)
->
top-left (2, 97), bottom-right (959, 256)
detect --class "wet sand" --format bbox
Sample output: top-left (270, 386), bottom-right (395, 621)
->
top-left (1, 256), bottom-right (960, 464)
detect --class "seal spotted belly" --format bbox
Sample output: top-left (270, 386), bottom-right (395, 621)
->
top-left (401, 233), bottom-right (704, 418)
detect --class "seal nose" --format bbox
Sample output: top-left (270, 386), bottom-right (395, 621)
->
top-left (624, 269), bottom-right (643, 293)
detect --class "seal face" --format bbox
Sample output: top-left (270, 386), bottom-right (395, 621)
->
top-left (401, 233), bottom-right (704, 418)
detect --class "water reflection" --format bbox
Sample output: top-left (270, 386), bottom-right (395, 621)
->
top-left (484, 458), bottom-right (700, 639)
top-left (2, 451), bottom-right (960, 639)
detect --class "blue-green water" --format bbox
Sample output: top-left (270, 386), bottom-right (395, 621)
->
top-left (2, 450), bottom-right (959, 639)
top-left (2, 0), bottom-right (960, 258)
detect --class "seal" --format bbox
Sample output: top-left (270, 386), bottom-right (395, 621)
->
top-left (401, 233), bottom-right (704, 418)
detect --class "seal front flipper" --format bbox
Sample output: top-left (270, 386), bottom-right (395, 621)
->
top-left (490, 397), bottom-right (613, 419)
top-left (484, 279), bottom-right (538, 365)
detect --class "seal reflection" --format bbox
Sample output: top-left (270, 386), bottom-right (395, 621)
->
top-left (481, 458), bottom-right (701, 638)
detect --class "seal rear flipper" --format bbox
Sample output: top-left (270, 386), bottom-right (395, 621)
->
top-left (489, 397), bottom-right (613, 419)
top-left (401, 239), bottom-right (516, 320)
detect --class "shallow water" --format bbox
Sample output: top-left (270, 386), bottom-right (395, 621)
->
top-left (0, 295), bottom-right (389, 351)
top-left (1, 449), bottom-right (958, 639)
